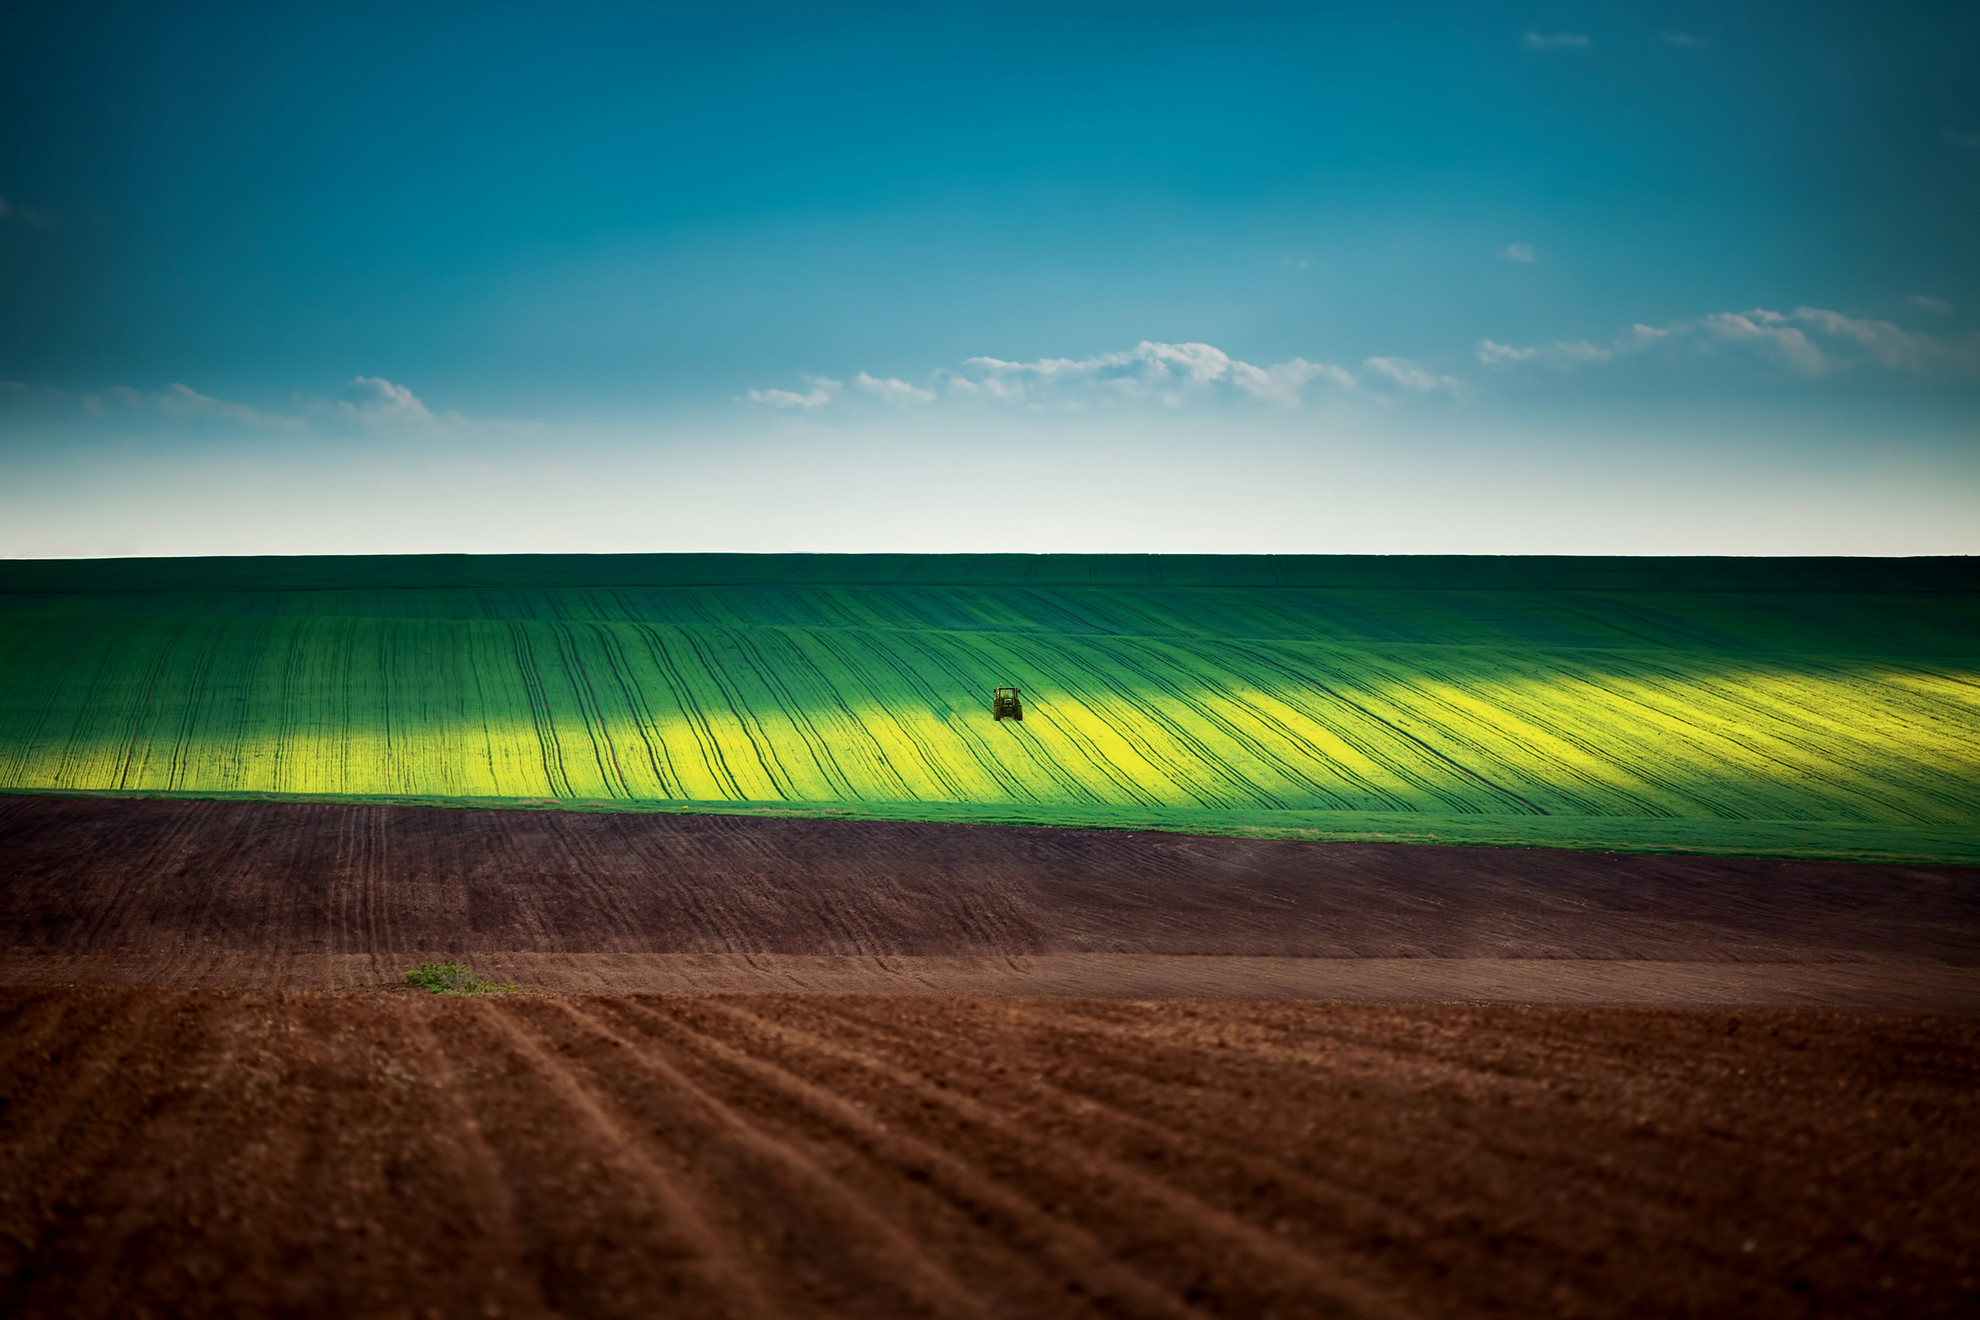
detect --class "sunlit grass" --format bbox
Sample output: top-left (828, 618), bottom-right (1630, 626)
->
top-left (1, 573), bottom-right (1975, 858)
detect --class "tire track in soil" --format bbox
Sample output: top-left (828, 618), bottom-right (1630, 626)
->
top-left (729, 630), bottom-right (873, 803)
top-left (634, 624), bottom-right (750, 799)
top-left (548, 621), bottom-right (632, 798)
top-left (62, 797), bottom-right (223, 955)
top-left (679, 629), bottom-right (797, 800)
top-left (7, 794), bottom-right (1979, 969)
top-left (590, 619), bottom-right (684, 798)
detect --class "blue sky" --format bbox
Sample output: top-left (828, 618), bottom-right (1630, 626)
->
top-left (2, 0), bottom-right (1977, 557)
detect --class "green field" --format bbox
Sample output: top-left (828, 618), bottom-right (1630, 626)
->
top-left (2, 553), bottom-right (1977, 862)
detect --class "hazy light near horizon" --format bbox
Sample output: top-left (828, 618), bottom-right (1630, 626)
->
top-left (5, 404), bottom-right (1976, 560)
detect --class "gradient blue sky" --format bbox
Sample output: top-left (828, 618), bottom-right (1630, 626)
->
top-left (2, 0), bottom-right (1977, 557)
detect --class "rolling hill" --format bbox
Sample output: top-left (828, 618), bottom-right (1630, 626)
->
top-left (1, 553), bottom-right (1975, 861)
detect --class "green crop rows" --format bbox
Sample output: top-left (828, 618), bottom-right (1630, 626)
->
top-left (1, 553), bottom-right (1976, 862)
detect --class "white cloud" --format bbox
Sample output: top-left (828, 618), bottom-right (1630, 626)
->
top-left (326, 375), bottom-right (474, 428)
top-left (1906, 295), bottom-right (1953, 316)
top-left (950, 343), bottom-right (1231, 407)
top-left (1656, 32), bottom-right (1709, 48)
top-left (1481, 306), bottom-right (1980, 379)
top-left (1523, 31), bottom-right (1591, 50)
top-left (1498, 243), bottom-right (1537, 264)
top-left (1283, 255), bottom-right (1312, 272)
top-left (1946, 130), bottom-right (1980, 150)
top-left (341, 376), bottom-right (429, 421)
top-left (2, 374), bottom-right (525, 439)
top-left (1696, 311), bottom-right (1828, 375)
top-left (1477, 339), bottom-right (1610, 368)
top-left (749, 342), bottom-right (1370, 413)
top-left (1231, 357), bottom-right (1357, 406)
top-left (852, 372), bottom-right (935, 405)
top-left (748, 374), bottom-right (841, 410)
top-left (948, 341), bottom-right (1361, 408)
top-left (748, 386), bottom-right (831, 410)
top-left (1361, 357), bottom-right (1461, 394)
top-left (1781, 307), bottom-right (1980, 374)
top-left (156, 383), bottom-right (301, 428)
top-left (58, 382), bottom-right (306, 429)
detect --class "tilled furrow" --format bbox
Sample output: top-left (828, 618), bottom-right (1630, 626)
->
top-left (795, 998), bottom-right (1435, 1236)
top-left (430, 1000), bottom-right (775, 1320)
top-left (771, 998), bottom-right (1836, 1314)
top-left (0, 988), bottom-right (108, 1080)
top-left (1050, 1004), bottom-right (1900, 1284)
top-left (793, 997), bottom-right (1634, 1313)
top-left (0, 987), bottom-right (1973, 1318)
top-left (603, 996), bottom-right (1203, 1319)
top-left (0, 992), bottom-right (183, 1210)
top-left (393, 1003), bottom-right (551, 1314)
top-left (25, 998), bottom-right (439, 1317)
top-left (0, 993), bottom-right (387, 1316)
top-left (926, 1009), bottom-right (1581, 1304)
top-left (525, 996), bottom-right (993, 1319)
top-left (690, 997), bottom-right (1414, 1319)
top-left (1034, 1001), bottom-right (1980, 1311)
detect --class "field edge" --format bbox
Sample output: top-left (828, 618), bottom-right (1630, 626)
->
top-left (7, 786), bottom-right (1977, 866)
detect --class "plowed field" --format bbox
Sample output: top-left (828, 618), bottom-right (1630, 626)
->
top-left (4, 795), bottom-right (1977, 1007)
top-left (4, 794), bottom-right (1979, 1313)
top-left (3, 988), bottom-right (1976, 1318)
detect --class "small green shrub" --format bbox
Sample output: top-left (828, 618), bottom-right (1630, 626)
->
top-left (404, 961), bottom-right (514, 995)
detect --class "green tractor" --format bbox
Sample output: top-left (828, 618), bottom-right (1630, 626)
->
top-left (991, 686), bottom-right (1023, 722)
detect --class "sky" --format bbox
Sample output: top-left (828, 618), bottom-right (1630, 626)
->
top-left (2, 0), bottom-right (1977, 559)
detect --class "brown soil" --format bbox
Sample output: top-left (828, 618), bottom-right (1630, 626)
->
top-left (2, 987), bottom-right (1975, 1318)
top-left (4, 795), bottom-right (1978, 1315)
top-left (8, 951), bottom-right (1980, 1013)
top-left (3, 796), bottom-right (1975, 995)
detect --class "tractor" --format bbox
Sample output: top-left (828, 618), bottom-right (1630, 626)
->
top-left (991, 686), bottom-right (1023, 721)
